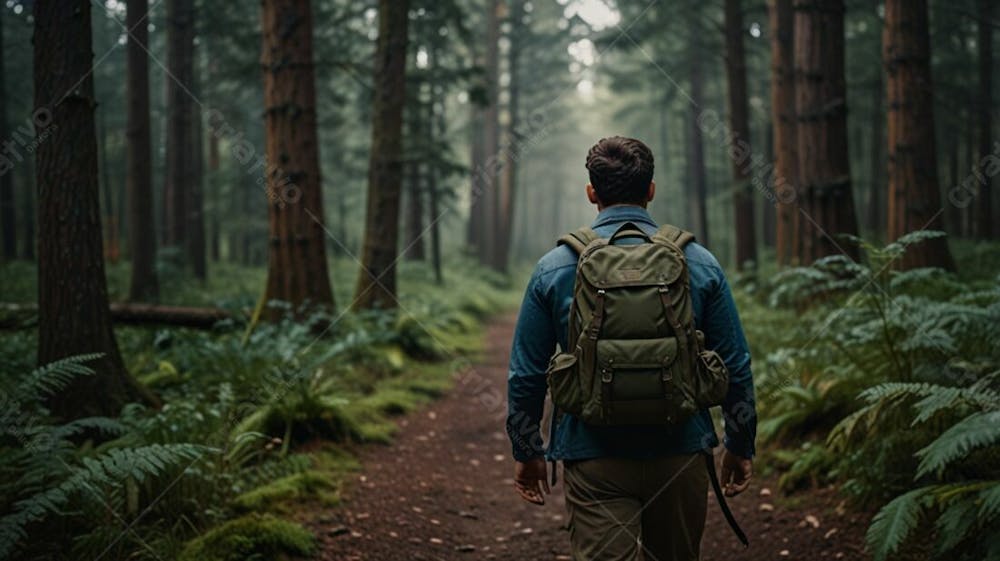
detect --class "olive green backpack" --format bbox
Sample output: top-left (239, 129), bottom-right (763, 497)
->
top-left (546, 222), bottom-right (730, 426)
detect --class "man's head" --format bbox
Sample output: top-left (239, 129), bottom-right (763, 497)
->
top-left (585, 136), bottom-right (655, 209)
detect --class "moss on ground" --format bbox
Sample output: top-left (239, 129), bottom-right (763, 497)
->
top-left (233, 470), bottom-right (340, 512)
top-left (176, 514), bottom-right (315, 561)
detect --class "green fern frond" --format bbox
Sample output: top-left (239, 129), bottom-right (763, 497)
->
top-left (0, 443), bottom-right (213, 559)
top-left (15, 353), bottom-right (103, 401)
top-left (978, 482), bottom-right (1000, 521)
top-left (934, 495), bottom-right (979, 553)
top-left (49, 416), bottom-right (126, 441)
top-left (915, 411), bottom-right (1000, 478)
top-left (866, 486), bottom-right (934, 561)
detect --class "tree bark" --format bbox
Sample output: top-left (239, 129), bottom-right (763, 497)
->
top-left (686, 9), bottom-right (710, 247)
top-left (769, 0), bottom-right (797, 265)
top-left (208, 118), bottom-right (221, 261)
top-left (479, 0), bottom-right (502, 270)
top-left (868, 70), bottom-right (884, 240)
top-left (976, 0), bottom-right (994, 239)
top-left (19, 159), bottom-right (34, 261)
top-left (883, 0), bottom-right (955, 269)
top-left (725, 0), bottom-right (757, 269)
top-left (260, 0), bottom-right (336, 317)
top-left (188, 50), bottom-right (207, 280)
top-left (126, 0), bottom-right (159, 302)
top-left (163, 0), bottom-right (194, 254)
top-left (0, 7), bottom-right (16, 261)
top-left (33, 0), bottom-right (156, 419)
top-left (497, 0), bottom-right (524, 274)
top-left (352, 0), bottom-right (409, 310)
top-left (793, 0), bottom-right (860, 263)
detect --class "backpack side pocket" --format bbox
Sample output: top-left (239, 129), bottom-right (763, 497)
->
top-left (692, 330), bottom-right (730, 407)
top-left (547, 351), bottom-right (583, 416)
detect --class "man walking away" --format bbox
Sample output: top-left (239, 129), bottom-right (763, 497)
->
top-left (506, 136), bottom-right (756, 561)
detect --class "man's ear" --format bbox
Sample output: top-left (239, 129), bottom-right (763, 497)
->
top-left (586, 183), bottom-right (600, 205)
top-left (647, 181), bottom-right (656, 203)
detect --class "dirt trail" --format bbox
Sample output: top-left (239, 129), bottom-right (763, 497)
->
top-left (305, 313), bottom-right (871, 561)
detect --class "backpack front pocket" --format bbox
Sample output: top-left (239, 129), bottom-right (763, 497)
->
top-left (593, 337), bottom-right (687, 424)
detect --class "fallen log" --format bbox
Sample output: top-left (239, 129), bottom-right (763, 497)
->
top-left (0, 302), bottom-right (236, 330)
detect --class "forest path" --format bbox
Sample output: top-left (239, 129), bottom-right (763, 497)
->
top-left (304, 313), bottom-right (871, 561)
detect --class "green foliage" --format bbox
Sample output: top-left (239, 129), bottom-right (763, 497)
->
top-left (745, 234), bottom-right (1000, 560)
top-left (175, 514), bottom-right (315, 561)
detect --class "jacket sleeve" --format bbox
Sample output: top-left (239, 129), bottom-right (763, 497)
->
top-left (702, 271), bottom-right (757, 458)
top-left (506, 265), bottom-right (557, 462)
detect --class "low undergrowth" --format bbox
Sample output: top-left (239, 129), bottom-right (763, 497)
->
top-left (0, 258), bottom-right (521, 561)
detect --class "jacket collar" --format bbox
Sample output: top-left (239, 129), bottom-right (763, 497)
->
top-left (591, 205), bottom-right (657, 229)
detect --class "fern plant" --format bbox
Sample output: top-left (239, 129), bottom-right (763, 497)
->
top-left (0, 355), bottom-right (215, 560)
top-left (831, 374), bottom-right (1000, 561)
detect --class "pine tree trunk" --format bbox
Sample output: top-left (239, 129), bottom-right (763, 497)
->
top-left (430, 87), bottom-right (444, 285)
top-left (497, 0), bottom-right (524, 274)
top-left (467, 103), bottom-right (485, 251)
top-left (126, 0), bottom-right (159, 302)
top-left (479, 0), bottom-right (501, 269)
top-left (260, 0), bottom-right (336, 316)
top-left (687, 26), bottom-right (710, 247)
top-left (883, 0), bottom-right (955, 269)
top-left (188, 52), bottom-right (206, 280)
top-left (403, 100), bottom-right (425, 261)
top-left (352, 0), bottom-right (409, 310)
top-left (976, 0), bottom-right (993, 239)
top-left (0, 8), bottom-right (16, 261)
top-left (793, 0), bottom-right (860, 263)
top-left (163, 0), bottom-right (194, 254)
top-left (20, 160), bottom-right (34, 260)
top-left (868, 71), bottom-right (884, 241)
top-left (769, 0), bottom-right (797, 265)
top-left (725, 0), bottom-right (757, 270)
top-left (208, 122), bottom-right (221, 261)
top-left (34, 0), bottom-right (156, 419)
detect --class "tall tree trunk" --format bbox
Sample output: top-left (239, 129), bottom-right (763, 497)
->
top-left (188, 53), bottom-right (206, 280)
top-left (687, 13), bottom-right (710, 247)
top-left (868, 71), bottom-right (884, 240)
top-left (976, 0), bottom-right (994, 239)
top-left (725, 0), bottom-right (757, 269)
top-left (353, 0), bottom-right (409, 310)
top-left (163, 0), bottom-right (194, 255)
top-left (208, 123), bottom-right (221, 261)
top-left (99, 105), bottom-right (119, 263)
top-left (497, 0), bottom-right (523, 274)
top-left (793, 0), bottom-right (860, 263)
top-left (769, 0), bottom-right (797, 265)
top-left (33, 0), bottom-right (155, 418)
top-left (260, 0), bottom-right (336, 316)
top-left (467, 103), bottom-right (485, 251)
top-left (883, 0), bottom-right (955, 269)
top-left (0, 8), bottom-right (16, 261)
top-left (126, 0), bottom-right (159, 302)
top-left (403, 109), bottom-right (425, 260)
top-left (479, 0), bottom-right (502, 269)
top-left (20, 155), bottom-right (35, 260)
top-left (430, 86), bottom-right (444, 284)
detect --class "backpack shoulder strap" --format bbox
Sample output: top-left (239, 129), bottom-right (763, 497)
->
top-left (652, 224), bottom-right (696, 250)
top-left (556, 227), bottom-right (600, 255)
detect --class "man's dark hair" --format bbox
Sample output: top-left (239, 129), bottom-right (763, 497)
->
top-left (585, 136), bottom-right (655, 206)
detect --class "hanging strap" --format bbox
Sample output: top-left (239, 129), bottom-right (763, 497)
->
top-left (705, 452), bottom-right (750, 548)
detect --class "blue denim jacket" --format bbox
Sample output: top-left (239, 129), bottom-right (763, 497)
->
top-left (506, 205), bottom-right (757, 462)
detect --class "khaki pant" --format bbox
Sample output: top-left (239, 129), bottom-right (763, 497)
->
top-left (563, 454), bottom-right (708, 561)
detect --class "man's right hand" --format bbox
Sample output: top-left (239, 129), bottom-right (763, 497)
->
top-left (719, 449), bottom-right (752, 497)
